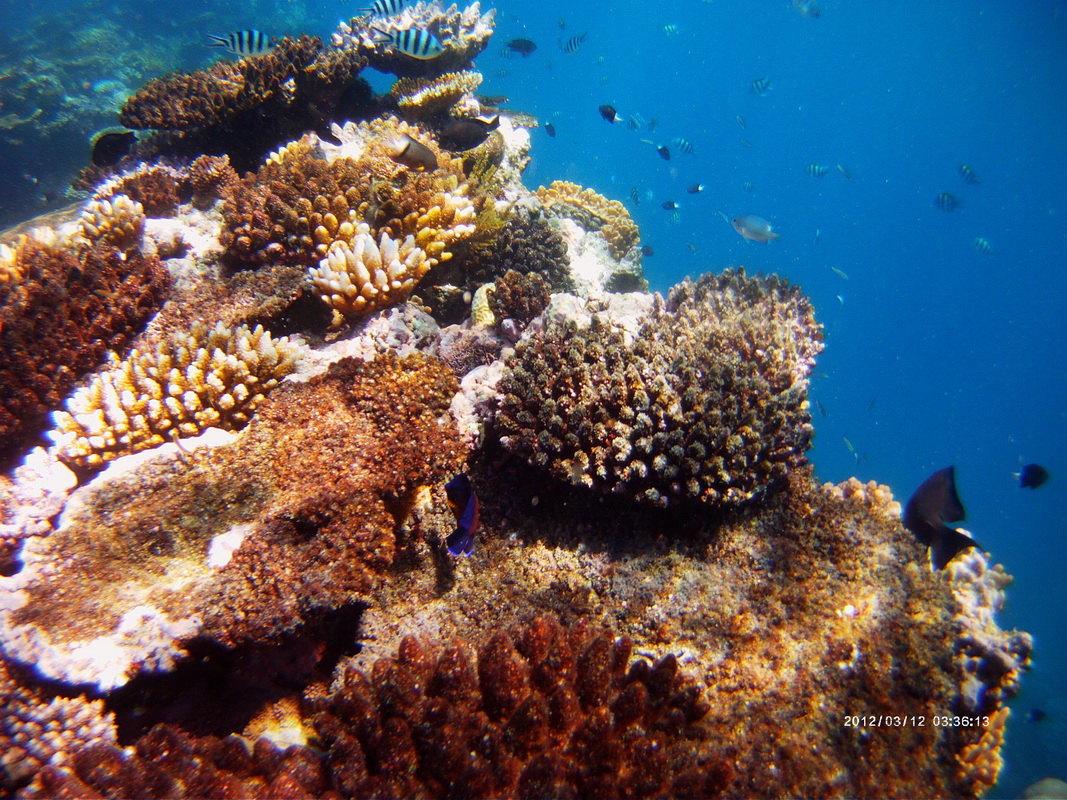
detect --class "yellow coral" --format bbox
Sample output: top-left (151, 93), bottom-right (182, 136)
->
top-left (470, 283), bottom-right (495, 327)
top-left (309, 223), bottom-right (430, 324)
top-left (78, 194), bottom-right (145, 253)
top-left (957, 706), bottom-right (1009, 793)
top-left (535, 180), bottom-right (640, 259)
top-left (391, 71), bottom-right (483, 117)
top-left (49, 322), bottom-right (302, 468)
top-left (1, 227), bottom-right (66, 284)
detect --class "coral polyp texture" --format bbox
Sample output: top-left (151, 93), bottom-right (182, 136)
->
top-left (456, 204), bottom-right (571, 290)
top-left (308, 616), bottom-right (722, 798)
top-left (49, 321), bottom-right (302, 469)
top-left (0, 232), bottom-right (169, 465)
top-left (497, 268), bottom-right (822, 508)
top-left (333, 2), bottom-right (497, 78)
top-left (536, 179), bottom-right (641, 261)
top-left (2, 353), bottom-right (465, 688)
top-left (310, 224), bottom-right (431, 324)
top-left (77, 193), bottom-right (146, 252)
top-left (392, 70), bottom-right (483, 117)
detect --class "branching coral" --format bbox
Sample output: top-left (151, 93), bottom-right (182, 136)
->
top-left (309, 224), bottom-right (431, 324)
top-left (496, 269), bottom-right (822, 508)
top-left (536, 180), bottom-right (640, 260)
top-left (49, 322), bottom-right (301, 469)
top-left (308, 615), bottom-right (721, 798)
top-left (333, 2), bottom-right (496, 78)
top-left (77, 194), bottom-right (145, 252)
top-left (0, 233), bottom-right (168, 466)
top-left (391, 70), bottom-right (483, 117)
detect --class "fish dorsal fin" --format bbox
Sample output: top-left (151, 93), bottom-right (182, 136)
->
top-left (905, 466), bottom-right (964, 531)
top-left (931, 526), bottom-right (980, 570)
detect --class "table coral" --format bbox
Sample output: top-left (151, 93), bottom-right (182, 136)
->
top-left (392, 70), bottom-right (483, 118)
top-left (333, 2), bottom-right (496, 78)
top-left (536, 179), bottom-right (640, 260)
top-left (3, 353), bottom-right (465, 689)
top-left (497, 268), bottom-right (822, 508)
top-left (0, 232), bottom-right (169, 467)
top-left (49, 321), bottom-right (302, 469)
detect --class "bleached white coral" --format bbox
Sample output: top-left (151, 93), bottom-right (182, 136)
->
top-left (49, 322), bottom-right (302, 468)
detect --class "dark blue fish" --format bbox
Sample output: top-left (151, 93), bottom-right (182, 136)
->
top-left (1027, 708), bottom-right (1047, 723)
top-left (561, 32), bottom-right (588, 53)
top-left (599, 104), bottom-right (621, 123)
top-left (372, 26), bottom-right (444, 59)
top-left (207, 30), bottom-right (274, 57)
top-left (1017, 463), bottom-right (1049, 489)
top-left (686, 183), bottom-right (704, 194)
top-left (656, 145), bottom-right (670, 160)
top-left (445, 473), bottom-right (479, 556)
top-left (661, 201), bottom-right (678, 210)
top-left (545, 122), bottom-right (556, 137)
top-left (506, 37), bottom-right (537, 56)
top-left (903, 466), bottom-right (980, 570)
top-left (641, 245), bottom-right (654, 257)
top-left (934, 192), bottom-right (960, 212)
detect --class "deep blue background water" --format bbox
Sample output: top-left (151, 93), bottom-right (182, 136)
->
top-left (2, 0), bottom-right (1065, 793)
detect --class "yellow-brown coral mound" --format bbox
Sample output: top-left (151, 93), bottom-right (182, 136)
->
top-left (391, 70), bottom-right (483, 117)
top-left (49, 322), bottom-right (301, 469)
top-left (77, 194), bottom-right (145, 252)
top-left (536, 179), bottom-right (640, 259)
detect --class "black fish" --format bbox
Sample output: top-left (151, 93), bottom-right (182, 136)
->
top-left (935, 192), bottom-right (960, 212)
top-left (445, 473), bottom-right (478, 556)
top-left (686, 183), bottom-right (704, 194)
top-left (1027, 708), bottom-right (1047, 723)
top-left (656, 145), bottom-right (671, 160)
top-left (438, 115), bottom-right (499, 151)
top-left (506, 37), bottom-right (537, 56)
top-left (1017, 463), bottom-right (1049, 489)
top-left (599, 104), bottom-right (620, 123)
top-left (545, 122), bottom-right (556, 137)
top-left (903, 466), bottom-right (981, 570)
top-left (477, 94), bottom-right (508, 106)
top-left (661, 201), bottom-right (678, 210)
top-left (641, 245), bottom-right (654, 257)
top-left (89, 128), bottom-right (136, 167)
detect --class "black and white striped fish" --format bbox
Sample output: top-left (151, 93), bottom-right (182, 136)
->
top-left (371, 26), bottom-right (444, 59)
top-left (207, 30), bottom-right (274, 57)
top-left (560, 31), bottom-right (588, 54)
top-left (360, 0), bottom-right (407, 16)
top-left (671, 136), bottom-right (695, 155)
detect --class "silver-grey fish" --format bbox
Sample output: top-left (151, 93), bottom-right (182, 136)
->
top-left (732, 214), bottom-right (779, 242)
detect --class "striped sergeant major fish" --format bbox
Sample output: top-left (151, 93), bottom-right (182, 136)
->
top-left (560, 31), bottom-right (588, 54)
top-left (360, 0), bottom-right (407, 16)
top-left (671, 137), bottom-right (695, 155)
top-left (806, 163), bottom-right (830, 177)
top-left (371, 26), bottom-right (444, 59)
top-left (207, 30), bottom-right (274, 57)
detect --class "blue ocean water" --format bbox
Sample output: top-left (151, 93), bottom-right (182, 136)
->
top-left (1, 0), bottom-right (1065, 793)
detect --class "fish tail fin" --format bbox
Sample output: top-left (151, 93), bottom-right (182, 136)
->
top-left (206, 34), bottom-right (228, 47)
top-left (768, 232), bottom-right (780, 241)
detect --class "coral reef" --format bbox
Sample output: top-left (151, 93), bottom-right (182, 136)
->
top-left (2, 353), bottom-right (465, 689)
top-left (77, 194), bottom-right (145, 252)
top-left (188, 155), bottom-right (240, 210)
top-left (49, 321), bottom-right (302, 470)
top-left (496, 269), bottom-right (822, 508)
top-left (489, 269), bottom-right (551, 326)
top-left (308, 616), bottom-right (721, 798)
top-left (392, 70), bottom-right (483, 118)
top-left (0, 232), bottom-right (169, 466)
top-left (536, 180), bottom-right (640, 261)
top-left (100, 164), bottom-right (186, 218)
top-left (0, 655), bottom-right (118, 794)
top-left (333, 2), bottom-right (497, 78)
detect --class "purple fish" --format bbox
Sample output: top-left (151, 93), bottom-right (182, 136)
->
top-left (445, 473), bottom-right (479, 556)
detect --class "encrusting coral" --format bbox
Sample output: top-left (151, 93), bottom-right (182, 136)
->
top-left (496, 268), bottom-right (822, 508)
top-left (49, 321), bottom-right (301, 469)
top-left (536, 179), bottom-right (640, 261)
top-left (333, 2), bottom-right (497, 78)
top-left (0, 231), bottom-right (169, 466)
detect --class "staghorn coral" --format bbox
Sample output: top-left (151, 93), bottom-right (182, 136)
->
top-left (536, 180), bottom-right (640, 260)
top-left (309, 224), bottom-right (432, 325)
top-left (0, 234), bottom-right (169, 466)
top-left (391, 70), bottom-right (483, 118)
top-left (120, 36), bottom-right (324, 132)
top-left (77, 194), bottom-right (145, 252)
top-left (308, 615), bottom-right (722, 798)
top-left (49, 322), bottom-right (301, 469)
top-left (333, 2), bottom-right (496, 78)
top-left (496, 269), bottom-right (822, 508)
top-left (2, 353), bottom-right (465, 688)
